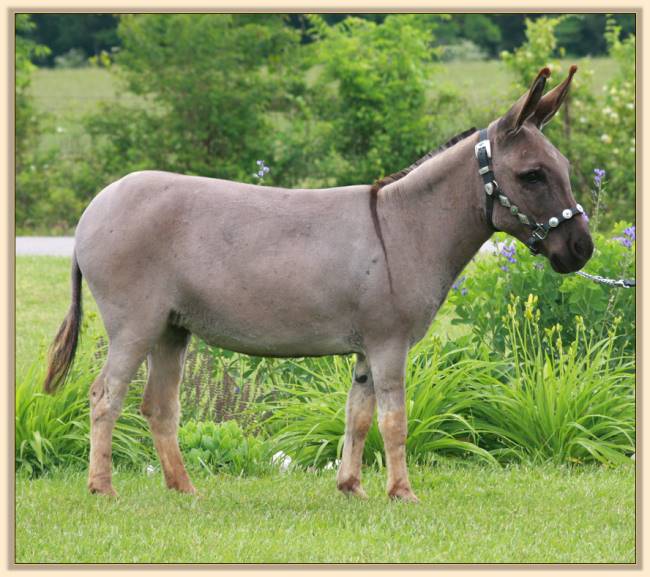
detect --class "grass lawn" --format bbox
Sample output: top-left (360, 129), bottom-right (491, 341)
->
top-left (15, 256), bottom-right (103, 379)
top-left (15, 463), bottom-right (635, 564)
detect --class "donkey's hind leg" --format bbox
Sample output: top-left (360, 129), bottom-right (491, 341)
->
top-left (337, 354), bottom-right (376, 499)
top-left (140, 326), bottom-right (194, 493)
top-left (88, 338), bottom-right (150, 496)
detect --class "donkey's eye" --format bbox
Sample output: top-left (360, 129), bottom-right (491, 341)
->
top-left (520, 169), bottom-right (545, 184)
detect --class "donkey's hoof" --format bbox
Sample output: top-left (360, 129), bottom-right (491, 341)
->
top-left (166, 478), bottom-right (196, 494)
top-left (388, 486), bottom-right (419, 503)
top-left (337, 477), bottom-right (368, 500)
top-left (88, 480), bottom-right (118, 497)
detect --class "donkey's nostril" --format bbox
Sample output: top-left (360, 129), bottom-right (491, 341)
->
top-left (572, 236), bottom-right (594, 260)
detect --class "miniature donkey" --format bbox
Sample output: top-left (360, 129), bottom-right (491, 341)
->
top-left (45, 66), bottom-right (592, 501)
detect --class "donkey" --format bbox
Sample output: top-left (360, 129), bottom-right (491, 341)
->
top-left (44, 66), bottom-right (592, 501)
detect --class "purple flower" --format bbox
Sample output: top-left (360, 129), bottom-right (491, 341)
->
top-left (614, 225), bottom-right (635, 249)
top-left (582, 212), bottom-right (590, 223)
top-left (594, 168), bottom-right (606, 187)
top-left (253, 160), bottom-right (270, 181)
top-left (499, 241), bottom-right (517, 265)
top-left (461, 288), bottom-right (468, 297)
top-left (614, 236), bottom-right (632, 249)
top-left (452, 275), bottom-right (466, 291)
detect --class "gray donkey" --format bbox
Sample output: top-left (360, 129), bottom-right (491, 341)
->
top-left (45, 66), bottom-right (592, 501)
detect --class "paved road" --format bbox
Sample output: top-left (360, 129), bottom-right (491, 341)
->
top-left (16, 236), bottom-right (499, 257)
top-left (16, 236), bottom-right (76, 256)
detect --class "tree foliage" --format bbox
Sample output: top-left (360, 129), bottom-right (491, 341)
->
top-left (88, 14), bottom-right (302, 183)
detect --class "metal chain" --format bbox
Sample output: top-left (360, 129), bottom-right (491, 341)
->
top-left (575, 270), bottom-right (636, 288)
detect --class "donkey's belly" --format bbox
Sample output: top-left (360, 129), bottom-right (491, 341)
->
top-left (176, 307), bottom-right (360, 357)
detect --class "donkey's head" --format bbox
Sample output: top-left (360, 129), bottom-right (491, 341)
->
top-left (487, 66), bottom-right (593, 273)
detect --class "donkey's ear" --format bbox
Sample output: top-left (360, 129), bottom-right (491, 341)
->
top-left (531, 65), bottom-right (578, 129)
top-left (498, 67), bottom-right (551, 136)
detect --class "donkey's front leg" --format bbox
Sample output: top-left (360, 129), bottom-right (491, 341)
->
top-left (337, 354), bottom-right (376, 499)
top-left (367, 340), bottom-right (418, 502)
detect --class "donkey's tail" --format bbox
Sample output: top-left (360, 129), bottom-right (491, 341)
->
top-left (43, 251), bottom-right (83, 394)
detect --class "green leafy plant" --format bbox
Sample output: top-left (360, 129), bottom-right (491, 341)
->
top-left (178, 419), bottom-right (273, 476)
top-left (15, 336), bottom-right (154, 477)
top-left (449, 222), bottom-right (636, 357)
top-left (306, 14), bottom-right (462, 185)
top-left (470, 295), bottom-right (635, 465)
top-left (252, 336), bottom-right (498, 470)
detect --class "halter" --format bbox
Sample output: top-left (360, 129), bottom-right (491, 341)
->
top-left (475, 128), bottom-right (584, 255)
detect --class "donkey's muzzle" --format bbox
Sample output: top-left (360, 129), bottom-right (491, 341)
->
top-left (548, 228), bottom-right (594, 274)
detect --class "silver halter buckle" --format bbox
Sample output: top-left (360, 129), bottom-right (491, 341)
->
top-left (531, 224), bottom-right (548, 241)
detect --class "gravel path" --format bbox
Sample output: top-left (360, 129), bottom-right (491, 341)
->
top-left (16, 236), bottom-right (498, 257)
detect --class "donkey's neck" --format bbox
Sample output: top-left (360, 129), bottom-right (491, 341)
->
top-left (378, 133), bottom-right (492, 322)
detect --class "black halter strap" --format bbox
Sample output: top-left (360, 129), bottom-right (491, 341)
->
top-left (475, 127), bottom-right (585, 255)
top-left (475, 128), bottom-right (499, 232)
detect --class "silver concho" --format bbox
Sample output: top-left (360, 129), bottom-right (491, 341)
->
top-left (576, 204), bottom-right (584, 213)
top-left (549, 217), bottom-right (559, 228)
top-left (517, 213), bottom-right (530, 225)
top-left (562, 209), bottom-right (573, 219)
top-left (484, 182), bottom-right (494, 195)
top-left (498, 195), bottom-right (511, 208)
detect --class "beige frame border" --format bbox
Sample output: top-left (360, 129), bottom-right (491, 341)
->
top-left (1, 2), bottom-right (644, 575)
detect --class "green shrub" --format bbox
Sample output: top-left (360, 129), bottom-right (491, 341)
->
top-left (449, 223), bottom-right (636, 357)
top-left (178, 419), bottom-right (274, 476)
top-left (470, 296), bottom-right (635, 465)
top-left (252, 337), bottom-right (498, 470)
top-left (89, 14), bottom-right (302, 183)
top-left (15, 337), bottom-right (154, 477)
top-left (306, 14), bottom-right (463, 185)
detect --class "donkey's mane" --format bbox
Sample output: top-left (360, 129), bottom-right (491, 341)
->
top-left (368, 126), bottom-right (477, 294)
top-left (371, 126), bottom-right (478, 195)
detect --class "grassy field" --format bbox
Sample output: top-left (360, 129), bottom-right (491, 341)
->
top-left (15, 463), bottom-right (635, 564)
top-left (15, 256), bottom-right (103, 379)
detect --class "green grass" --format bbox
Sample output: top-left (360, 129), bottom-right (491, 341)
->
top-left (15, 463), bottom-right (635, 564)
top-left (15, 256), bottom-right (103, 379)
top-left (29, 67), bottom-right (140, 155)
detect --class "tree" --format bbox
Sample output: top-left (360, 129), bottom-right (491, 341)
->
top-left (89, 14), bottom-right (303, 181)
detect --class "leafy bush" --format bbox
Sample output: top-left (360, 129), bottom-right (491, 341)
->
top-left (89, 14), bottom-right (302, 183)
top-left (440, 40), bottom-right (488, 62)
top-left (470, 296), bottom-right (635, 465)
top-left (252, 338), bottom-right (499, 470)
top-left (53, 47), bottom-right (87, 68)
top-left (306, 14), bottom-right (463, 184)
top-left (448, 223), bottom-right (636, 357)
top-left (15, 337), bottom-right (154, 477)
top-left (178, 420), bottom-right (274, 476)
